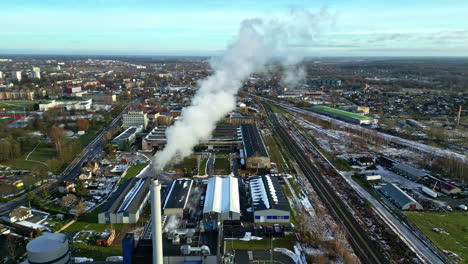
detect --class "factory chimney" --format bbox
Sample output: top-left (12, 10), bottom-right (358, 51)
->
top-left (456, 105), bottom-right (462, 126)
top-left (151, 179), bottom-right (163, 264)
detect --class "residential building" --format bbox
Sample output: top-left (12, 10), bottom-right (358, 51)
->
top-left (122, 111), bottom-right (148, 129)
top-left (82, 91), bottom-right (117, 104)
top-left (32, 67), bottom-right (41, 79)
top-left (111, 126), bottom-right (142, 150)
top-left (3, 207), bottom-right (32, 223)
top-left (10, 71), bottom-right (22, 81)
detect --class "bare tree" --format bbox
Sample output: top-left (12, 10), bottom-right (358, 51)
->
top-left (49, 126), bottom-right (66, 153)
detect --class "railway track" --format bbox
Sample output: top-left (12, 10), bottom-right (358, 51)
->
top-left (262, 102), bottom-right (389, 264)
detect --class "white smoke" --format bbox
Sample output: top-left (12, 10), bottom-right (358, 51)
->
top-left (154, 7), bottom-right (333, 169)
top-left (281, 65), bottom-right (307, 89)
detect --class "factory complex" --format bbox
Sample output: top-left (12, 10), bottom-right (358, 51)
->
top-left (123, 174), bottom-right (291, 263)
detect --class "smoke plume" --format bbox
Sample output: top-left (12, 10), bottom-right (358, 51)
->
top-left (154, 8), bottom-right (332, 169)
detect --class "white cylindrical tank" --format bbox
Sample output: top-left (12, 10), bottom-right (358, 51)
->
top-left (27, 233), bottom-right (70, 264)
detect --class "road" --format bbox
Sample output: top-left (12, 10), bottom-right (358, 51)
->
top-left (0, 99), bottom-right (139, 216)
top-left (261, 102), bottom-right (389, 264)
top-left (206, 153), bottom-right (215, 176)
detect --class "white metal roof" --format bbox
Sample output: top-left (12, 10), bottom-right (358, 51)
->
top-left (203, 176), bottom-right (240, 214)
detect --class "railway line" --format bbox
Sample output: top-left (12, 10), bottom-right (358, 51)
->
top-left (262, 102), bottom-right (389, 264)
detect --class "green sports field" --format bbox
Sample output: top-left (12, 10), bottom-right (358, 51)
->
top-left (310, 105), bottom-right (373, 121)
top-left (0, 100), bottom-right (37, 111)
top-left (0, 116), bottom-right (15, 123)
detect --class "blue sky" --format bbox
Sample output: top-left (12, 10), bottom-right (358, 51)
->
top-left (1, 0), bottom-right (467, 56)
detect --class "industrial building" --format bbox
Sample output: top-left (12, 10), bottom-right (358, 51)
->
top-left (122, 111), bottom-right (149, 129)
top-left (111, 126), bottom-right (143, 151)
top-left (423, 176), bottom-right (462, 196)
top-left (98, 178), bottom-right (150, 224)
top-left (378, 183), bottom-right (423, 210)
top-left (163, 178), bottom-right (193, 216)
top-left (240, 124), bottom-right (271, 169)
top-left (223, 112), bottom-right (260, 125)
top-left (392, 163), bottom-right (428, 181)
top-left (308, 78), bottom-right (342, 87)
top-left (203, 176), bottom-right (240, 230)
top-left (310, 105), bottom-right (377, 125)
top-left (249, 175), bottom-right (290, 223)
top-left (143, 124), bottom-right (242, 151)
top-left (127, 180), bottom-right (218, 264)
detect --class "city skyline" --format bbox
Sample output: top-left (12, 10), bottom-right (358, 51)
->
top-left (1, 0), bottom-right (468, 56)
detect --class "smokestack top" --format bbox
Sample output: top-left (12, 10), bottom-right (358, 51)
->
top-left (151, 179), bottom-right (161, 186)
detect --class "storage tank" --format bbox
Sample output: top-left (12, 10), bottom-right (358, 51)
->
top-left (26, 233), bottom-right (70, 264)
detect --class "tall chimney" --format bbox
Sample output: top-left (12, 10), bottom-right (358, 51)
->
top-left (151, 179), bottom-right (163, 264)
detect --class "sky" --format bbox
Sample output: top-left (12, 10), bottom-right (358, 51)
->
top-left (1, 0), bottom-right (467, 56)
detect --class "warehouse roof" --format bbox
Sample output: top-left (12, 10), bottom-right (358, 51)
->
top-left (100, 178), bottom-right (150, 214)
top-left (145, 125), bottom-right (241, 143)
top-left (379, 183), bottom-right (422, 209)
top-left (393, 163), bottom-right (427, 177)
top-left (112, 126), bottom-right (140, 141)
top-left (163, 178), bottom-right (193, 209)
top-left (203, 176), bottom-right (240, 214)
top-left (249, 175), bottom-right (289, 212)
top-left (241, 124), bottom-right (268, 157)
top-left (310, 106), bottom-right (373, 121)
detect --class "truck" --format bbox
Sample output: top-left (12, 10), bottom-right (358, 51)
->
top-left (422, 186), bottom-right (437, 198)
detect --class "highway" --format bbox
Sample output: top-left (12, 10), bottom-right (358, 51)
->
top-left (0, 99), bottom-right (139, 216)
top-left (261, 102), bottom-right (389, 264)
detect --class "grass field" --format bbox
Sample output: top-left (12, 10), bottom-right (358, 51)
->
top-left (77, 122), bottom-right (106, 148)
top-left (0, 116), bottom-right (15, 124)
top-left (172, 157), bottom-right (198, 170)
top-left (0, 100), bottom-right (37, 111)
top-left (225, 235), bottom-right (296, 251)
top-left (405, 211), bottom-right (468, 262)
top-left (119, 163), bottom-right (148, 184)
top-left (0, 143), bottom-right (55, 170)
top-left (310, 105), bottom-right (373, 121)
top-left (214, 158), bottom-right (231, 173)
top-left (263, 135), bottom-right (288, 172)
top-left (199, 158), bottom-right (207, 175)
top-left (267, 102), bottom-right (289, 114)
